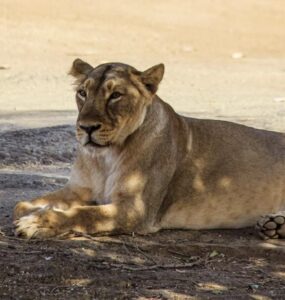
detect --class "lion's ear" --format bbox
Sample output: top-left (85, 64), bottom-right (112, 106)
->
top-left (69, 58), bottom-right (93, 78)
top-left (141, 63), bottom-right (165, 94)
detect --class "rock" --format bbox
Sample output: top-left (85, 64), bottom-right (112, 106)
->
top-left (249, 284), bottom-right (259, 290)
top-left (231, 52), bottom-right (244, 59)
top-left (209, 250), bottom-right (219, 258)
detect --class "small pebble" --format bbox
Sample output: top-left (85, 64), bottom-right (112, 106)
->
top-left (249, 284), bottom-right (259, 290)
top-left (209, 250), bottom-right (219, 258)
top-left (231, 52), bottom-right (244, 59)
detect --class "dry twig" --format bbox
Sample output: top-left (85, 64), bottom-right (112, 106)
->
top-left (109, 259), bottom-right (203, 271)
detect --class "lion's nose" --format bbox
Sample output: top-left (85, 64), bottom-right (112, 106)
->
top-left (79, 123), bottom-right (102, 134)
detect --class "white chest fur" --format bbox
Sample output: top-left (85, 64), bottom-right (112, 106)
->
top-left (70, 146), bottom-right (122, 205)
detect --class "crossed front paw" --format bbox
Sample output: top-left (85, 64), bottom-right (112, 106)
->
top-left (14, 201), bottom-right (49, 220)
top-left (14, 207), bottom-right (67, 239)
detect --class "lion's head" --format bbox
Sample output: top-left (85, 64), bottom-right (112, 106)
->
top-left (69, 59), bottom-right (164, 150)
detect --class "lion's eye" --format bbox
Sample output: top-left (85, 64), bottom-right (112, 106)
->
top-left (77, 89), bottom-right (87, 100)
top-left (109, 92), bottom-right (122, 101)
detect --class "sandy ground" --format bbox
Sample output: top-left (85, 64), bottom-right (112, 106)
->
top-left (1, 0), bottom-right (285, 299)
top-left (0, 0), bottom-right (285, 131)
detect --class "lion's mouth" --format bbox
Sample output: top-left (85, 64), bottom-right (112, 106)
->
top-left (85, 139), bottom-right (110, 148)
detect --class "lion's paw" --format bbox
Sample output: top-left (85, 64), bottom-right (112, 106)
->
top-left (14, 201), bottom-right (49, 220)
top-left (256, 212), bottom-right (285, 239)
top-left (14, 207), bottom-right (65, 239)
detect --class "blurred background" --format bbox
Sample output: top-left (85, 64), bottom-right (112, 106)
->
top-left (1, 0), bottom-right (285, 130)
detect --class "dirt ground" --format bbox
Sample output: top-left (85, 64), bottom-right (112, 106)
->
top-left (1, 124), bottom-right (285, 299)
top-left (1, 0), bottom-right (285, 299)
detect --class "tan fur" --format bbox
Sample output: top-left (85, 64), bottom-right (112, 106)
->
top-left (14, 59), bottom-right (285, 239)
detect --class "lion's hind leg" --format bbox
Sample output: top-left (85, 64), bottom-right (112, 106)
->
top-left (256, 211), bottom-right (285, 239)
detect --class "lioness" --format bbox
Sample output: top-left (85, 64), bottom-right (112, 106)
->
top-left (14, 59), bottom-right (285, 240)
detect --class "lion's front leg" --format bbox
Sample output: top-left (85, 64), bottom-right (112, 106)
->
top-left (13, 185), bottom-right (92, 220)
top-left (14, 203), bottom-right (146, 239)
top-left (14, 206), bottom-right (68, 238)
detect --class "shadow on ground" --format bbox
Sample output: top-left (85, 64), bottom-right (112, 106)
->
top-left (1, 125), bottom-right (285, 299)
